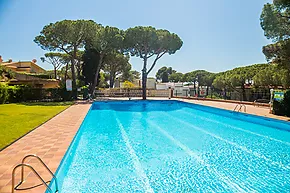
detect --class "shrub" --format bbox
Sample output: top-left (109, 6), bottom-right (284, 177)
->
top-left (3, 85), bottom-right (74, 103)
top-left (7, 86), bottom-right (20, 103)
top-left (21, 73), bottom-right (52, 79)
top-left (273, 90), bottom-right (290, 117)
top-left (0, 83), bottom-right (9, 104)
top-left (123, 81), bottom-right (135, 88)
top-left (283, 90), bottom-right (290, 117)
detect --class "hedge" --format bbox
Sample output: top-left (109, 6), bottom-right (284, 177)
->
top-left (0, 84), bottom-right (73, 104)
top-left (21, 73), bottom-right (52, 79)
top-left (0, 83), bottom-right (9, 104)
top-left (273, 90), bottom-right (290, 117)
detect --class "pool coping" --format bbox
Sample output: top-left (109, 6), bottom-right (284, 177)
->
top-left (45, 103), bottom-right (93, 192)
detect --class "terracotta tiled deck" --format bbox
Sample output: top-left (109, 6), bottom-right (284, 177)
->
top-left (175, 98), bottom-right (290, 121)
top-left (0, 104), bottom-right (91, 193)
top-left (0, 98), bottom-right (289, 193)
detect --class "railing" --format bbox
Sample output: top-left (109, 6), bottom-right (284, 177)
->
top-left (233, 103), bottom-right (247, 112)
top-left (12, 154), bottom-right (58, 193)
top-left (95, 89), bottom-right (169, 98)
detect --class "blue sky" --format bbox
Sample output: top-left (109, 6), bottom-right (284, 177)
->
top-left (0, 0), bottom-right (271, 76)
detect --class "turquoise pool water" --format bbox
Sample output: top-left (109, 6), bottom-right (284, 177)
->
top-left (49, 100), bottom-right (290, 192)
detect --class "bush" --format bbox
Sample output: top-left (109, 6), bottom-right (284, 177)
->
top-left (21, 73), bottom-right (52, 79)
top-left (0, 83), bottom-right (9, 104)
top-left (7, 85), bottom-right (45, 102)
top-left (7, 86), bottom-right (20, 103)
top-left (273, 90), bottom-right (290, 117)
top-left (1, 85), bottom-right (74, 103)
top-left (283, 90), bottom-right (290, 117)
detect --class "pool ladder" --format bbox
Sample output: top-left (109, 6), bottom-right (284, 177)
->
top-left (233, 103), bottom-right (247, 112)
top-left (12, 154), bottom-right (58, 193)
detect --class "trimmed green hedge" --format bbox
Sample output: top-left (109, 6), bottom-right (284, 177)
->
top-left (273, 90), bottom-right (290, 117)
top-left (0, 84), bottom-right (73, 104)
top-left (0, 83), bottom-right (9, 104)
top-left (22, 73), bottom-right (52, 79)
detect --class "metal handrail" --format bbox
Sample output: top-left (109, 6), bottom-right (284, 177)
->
top-left (233, 104), bottom-right (247, 112)
top-left (12, 164), bottom-right (53, 193)
top-left (21, 154), bottom-right (58, 192)
top-left (11, 154), bottom-right (58, 193)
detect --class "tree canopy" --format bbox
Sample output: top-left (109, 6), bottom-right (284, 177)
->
top-left (124, 26), bottom-right (183, 99)
top-left (120, 70), bottom-right (141, 82)
top-left (34, 20), bottom-right (98, 97)
top-left (156, 66), bottom-right (176, 82)
top-left (253, 64), bottom-right (290, 87)
top-left (260, 0), bottom-right (290, 72)
top-left (103, 52), bottom-right (131, 88)
top-left (82, 48), bottom-right (101, 92)
top-left (182, 70), bottom-right (216, 86)
top-left (41, 52), bottom-right (67, 79)
top-left (212, 64), bottom-right (274, 100)
top-left (85, 26), bottom-right (124, 94)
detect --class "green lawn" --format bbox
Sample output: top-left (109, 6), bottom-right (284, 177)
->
top-left (0, 102), bottom-right (73, 150)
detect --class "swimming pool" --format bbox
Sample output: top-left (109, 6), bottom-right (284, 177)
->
top-left (49, 100), bottom-right (290, 192)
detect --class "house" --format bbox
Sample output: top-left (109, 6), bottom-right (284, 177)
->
top-left (1, 59), bottom-right (45, 74)
top-left (0, 56), bottom-right (59, 88)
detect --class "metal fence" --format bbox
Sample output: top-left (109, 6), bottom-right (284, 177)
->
top-left (95, 89), bottom-right (169, 98)
top-left (94, 88), bottom-right (271, 102)
top-left (172, 88), bottom-right (271, 102)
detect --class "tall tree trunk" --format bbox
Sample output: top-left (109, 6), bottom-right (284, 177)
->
top-left (76, 61), bottom-right (81, 80)
top-left (64, 63), bottom-right (69, 82)
top-left (91, 55), bottom-right (103, 95)
top-left (241, 83), bottom-right (246, 101)
top-left (142, 58), bottom-right (147, 100)
top-left (54, 67), bottom-right (57, 79)
top-left (70, 47), bottom-right (78, 99)
top-left (70, 58), bottom-right (77, 99)
top-left (142, 72), bottom-right (147, 100)
top-left (109, 72), bottom-right (115, 88)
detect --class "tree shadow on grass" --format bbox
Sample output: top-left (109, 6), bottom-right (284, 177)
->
top-left (18, 101), bottom-right (74, 106)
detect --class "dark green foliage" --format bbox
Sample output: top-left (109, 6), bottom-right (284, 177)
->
top-left (103, 52), bottom-right (131, 88)
top-left (0, 85), bottom-right (73, 103)
top-left (120, 70), bottom-right (140, 82)
top-left (273, 90), bottom-right (290, 117)
top-left (284, 90), bottom-right (290, 116)
top-left (34, 20), bottom-right (99, 98)
top-left (182, 70), bottom-right (216, 85)
top-left (41, 52), bottom-right (68, 79)
top-left (82, 48), bottom-right (101, 92)
top-left (124, 26), bottom-right (183, 99)
top-left (253, 64), bottom-right (290, 87)
top-left (86, 26), bottom-right (124, 94)
top-left (0, 84), bottom-right (9, 104)
top-left (273, 100), bottom-right (285, 115)
top-left (213, 64), bottom-right (270, 90)
top-left (260, 1), bottom-right (290, 74)
top-left (169, 72), bottom-right (184, 83)
top-left (156, 66), bottom-right (176, 82)
top-left (22, 73), bottom-right (52, 79)
top-left (0, 65), bottom-right (15, 80)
